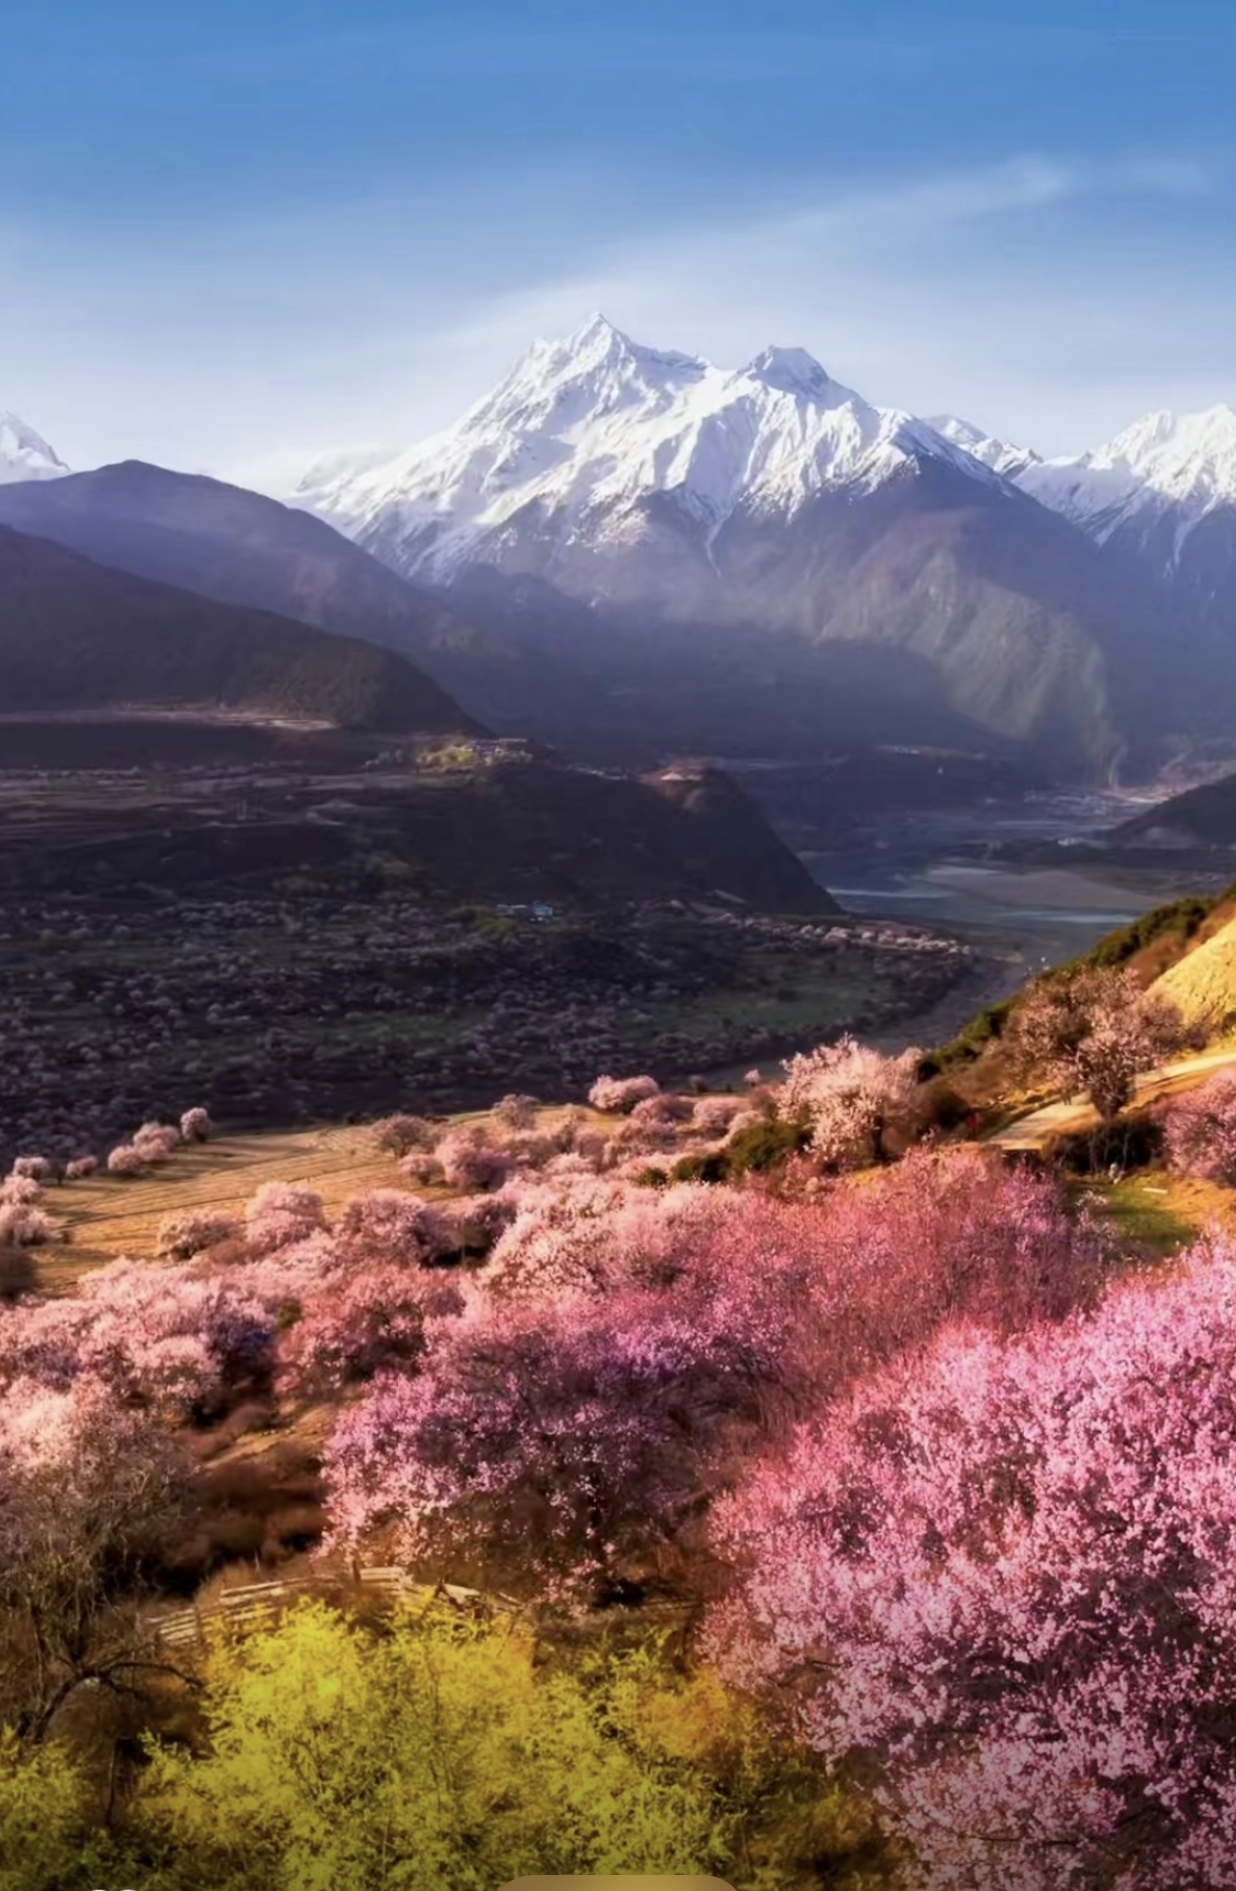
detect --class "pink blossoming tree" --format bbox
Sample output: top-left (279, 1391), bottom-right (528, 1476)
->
top-left (707, 1233), bottom-right (1236, 1891)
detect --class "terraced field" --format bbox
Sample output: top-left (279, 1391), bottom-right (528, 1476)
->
top-left (32, 1104), bottom-right (602, 1289)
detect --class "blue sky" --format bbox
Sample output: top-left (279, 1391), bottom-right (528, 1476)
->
top-left (4, 0), bottom-right (1236, 486)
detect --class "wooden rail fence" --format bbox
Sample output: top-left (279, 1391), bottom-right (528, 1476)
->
top-left (149, 1564), bottom-right (521, 1652)
top-left (149, 1564), bottom-right (694, 1653)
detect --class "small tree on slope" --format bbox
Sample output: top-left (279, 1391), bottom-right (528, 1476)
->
top-left (1008, 966), bottom-right (1185, 1123)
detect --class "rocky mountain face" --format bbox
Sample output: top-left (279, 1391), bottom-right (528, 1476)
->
top-left (295, 315), bottom-right (1006, 579)
top-left (294, 317), bottom-right (1188, 778)
top-left (1019, 406), bottom-right (1236, 634)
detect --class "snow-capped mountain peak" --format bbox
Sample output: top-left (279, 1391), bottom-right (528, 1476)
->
top-left (296, 320), bottom-right (1003, 583)
top-left (743, 343), bottom-right (838, 401)
top-left (928, 414), bottom-right (1041, 481)
top-left (0, 410), bottom-right (69, 485)
top-left (1019, 404), bottom-right (1236, 566)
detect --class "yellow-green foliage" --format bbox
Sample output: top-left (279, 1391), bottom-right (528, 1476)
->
top-left (0, 1728), bottom-right (118, 1891)
top-left (0, 1603), bottom-right (891, 1890)
top-left (141, 1601), bottom-right (737, 1888)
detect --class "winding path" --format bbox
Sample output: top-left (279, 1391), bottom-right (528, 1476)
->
top-left (989, 1046), bottom-right (1236, 1155)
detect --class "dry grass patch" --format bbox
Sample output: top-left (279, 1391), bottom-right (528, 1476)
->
top-left (31, 1103), bottom-right (613, 1290)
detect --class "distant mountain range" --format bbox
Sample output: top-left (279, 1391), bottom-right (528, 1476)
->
top-left (290, 317), bottom-right (1236, 774)
top-left (11, 323), bottom-right (1236, 777)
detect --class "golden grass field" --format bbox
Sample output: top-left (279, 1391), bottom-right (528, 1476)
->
top-left (33, 1105), bottom-right (608, 1291)
top-left (36, 1125), bottom-right (406, 1288)
top-left (1154, 913), bottom-right (1236, 1033)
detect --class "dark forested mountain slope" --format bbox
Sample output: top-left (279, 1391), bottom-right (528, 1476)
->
top-left (0, 525), bottom-right (480, 733)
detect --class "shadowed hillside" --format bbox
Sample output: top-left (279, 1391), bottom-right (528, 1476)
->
top-left (0, 525), bottom-right (480, 733)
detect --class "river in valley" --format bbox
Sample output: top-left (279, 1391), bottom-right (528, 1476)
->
top-left (799, 786), bottom-right (1227, 1050)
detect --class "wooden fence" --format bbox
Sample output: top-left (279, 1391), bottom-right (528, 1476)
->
top-left (149, 1563), bottom-right (522, 1652)
top-left (149, 1563), bottom-right (695, 1654)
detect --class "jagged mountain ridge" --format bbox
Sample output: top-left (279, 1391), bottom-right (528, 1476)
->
top-left (295, 317), bottom-right (1199, 776)
top-left (1019, 406), bottom-right (1236, 627)
top-left (13, 336), bottom-right (1236, 775)
top-left (927, 415), bottom-right (1041, 481)
top-left (296, 312), bottom-right (1009, 584)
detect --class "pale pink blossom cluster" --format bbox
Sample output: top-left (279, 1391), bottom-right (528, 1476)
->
top-left (1010, 966), bottom-right (1186, 1122)
top-left (243, 1181), bottom-right (328, 1255)
top-left (778, 1034), bottom-right (923, 1168)
top-left (178, 1106), bottom-right (213, 1143)
top-left (691, 1094), bottom-right (746, 1135)
top-left (9, 1155), bottom-right (54, 1182)
top-left (587, 1073), bottom-right (661, 1114)
top-left (0, 1372), bottom-right (188, 1631)
top-left (323, 1279), bottom-right (785, 1597)
top-left (1161, 1068), bottom-right (1236, 1183)
top-left (432, 1126), bottom-right (511, 1192)
top-left (373, 1113), bottom-right (435, 1157)
top-left (0, 1170), bottom-right (521, 1409)
top-left (0, 1257), bottom-right (275, 1415)
top-left (106, 1118), bottom-right (183, 1177)
top-left (0, 1170), bottom-right (54, 1251)
top-left (707, 1232), bottom-right (1236, 1890)
top-left (334, 1188), bottom-right (455, 1266)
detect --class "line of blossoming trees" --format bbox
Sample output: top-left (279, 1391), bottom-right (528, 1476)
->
top-left (8, 967), bottom-right (1236, 1886)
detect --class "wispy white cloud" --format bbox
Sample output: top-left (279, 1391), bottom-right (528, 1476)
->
top-left (2, 148), bottom-right (1232, 487)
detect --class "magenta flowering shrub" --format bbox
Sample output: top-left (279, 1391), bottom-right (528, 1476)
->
top-left (1, 1176), bottom-right (43, 1208)
top-left (107, 1142), bottom-right (149, 1177)
top-left (587, 1073), bottom-right (661, 1114)
top-left (486, 1149), bottom-right (1101, 1334)
top-left (9, 1156), bottom-right (53, 1182)
top-left (75, 1260), bottom-right (277, 1412)
top-left (491, 1093), bottom-right (539, 1131)
top-left (441, 1190), bottom-right (519, 1255)
top-left (374, 1114), bottom-right (435, 1157)
top-left (707, 1234), bottom-right (1236, 1891)
top-left (323, 1280), bottom-right (787, 1596)
top-left (691, 1094), bottom-right (745, 1135)
top-left (398, 1149), bottom-right (445, 1187)
top-left (1161, 1068), bottom-right (1236, 1182)
top-left (631, 1093), bottom-right (694, 1129)
top-left (63, 1155), bottom-right (98, 1182)
top-left (243, 1182), bottom-right (327, 1255)
top-left (1010, 966), bottom-right (1185, 1122)
top-left (334, 1189), bottom-right (454, 1266)
top-left (482, 1176), bottom-right (665, 1302)
top-left (0, 1202), bottom-right (54, 1249)
top-left (280, 1267), bottom-right (466, 1396)
top-left (133, 1121), bottom-right (181, 1159)
top-left (323, 1148), bottom-right (1101, 1598)
top-left (607, 1093), bottom-right (695, 1157)
top-left (0, 1258), bottom-right (276, 1415)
